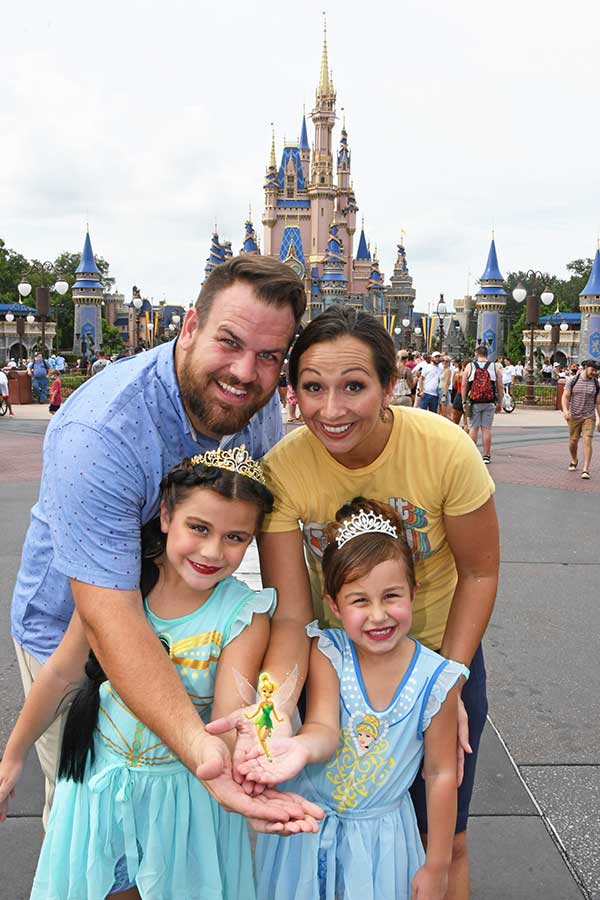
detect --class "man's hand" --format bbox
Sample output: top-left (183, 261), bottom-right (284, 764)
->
top-left (239, 735), bottom-right (311, 785)
top-left (249, 791), bottom-right (323, 835)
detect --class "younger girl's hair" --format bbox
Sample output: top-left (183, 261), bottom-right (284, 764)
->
top-left (58, 456), bottom-right (274, 782)
top-left (321, 498), bottom-right (416, 601)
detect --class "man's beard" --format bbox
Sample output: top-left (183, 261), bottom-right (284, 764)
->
top-left (179, 357), bottom-right (272, 437)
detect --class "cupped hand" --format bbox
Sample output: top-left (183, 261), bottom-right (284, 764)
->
top-left (207, 706), bottom-right (292, 792)
top-left (0, 757), bottom-right (24, 823)
top-left (239, 735), bottom-right (310, 785)
top-left (249, 789), bottom-right (324, 836)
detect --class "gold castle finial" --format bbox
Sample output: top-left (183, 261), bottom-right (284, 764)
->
top-left (319, 13), bottom-right (330, 96)
top-left (270, 124), bottom-right (276, 168)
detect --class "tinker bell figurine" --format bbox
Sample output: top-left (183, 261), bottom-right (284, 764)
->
top-left (235, 667), bottom-right (298, 762)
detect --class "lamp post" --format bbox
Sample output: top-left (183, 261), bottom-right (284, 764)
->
top-left (512, 274), bottom-right (554, 404)
top-left (436, 294), bottom-right (447, 352)
top-left (543, 307), bottom-right (569, 362)
top-left (147, 321), bottom-right (154, 348)
top-left (131, 293), bottom-right (143, 347)
top-left (18, 264), bottom-right (69, 358)
top-left (413, 325), bottom-right (423, 351)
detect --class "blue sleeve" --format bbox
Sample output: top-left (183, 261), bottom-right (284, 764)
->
top-left (255, 394), bottom-right (284, 458)
top-left (43, 422), bottom-right (146, 590)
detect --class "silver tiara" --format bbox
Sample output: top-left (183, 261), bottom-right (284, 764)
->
top-left (336, 510), bottom-right (398, 548)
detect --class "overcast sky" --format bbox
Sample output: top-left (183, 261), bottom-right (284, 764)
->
top-left (2, 0), bottom-right (599, 312)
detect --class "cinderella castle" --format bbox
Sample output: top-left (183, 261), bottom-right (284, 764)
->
top-left (203, 22), bottom-right (416, 332)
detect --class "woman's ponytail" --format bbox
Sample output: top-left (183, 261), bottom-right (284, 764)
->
top-left (57, 652), bottom-right (107, 782)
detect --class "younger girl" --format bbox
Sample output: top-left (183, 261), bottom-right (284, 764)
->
top-left (244, 498), bottom-right (469, 900)
top-left (0, 449), bottom-right (318, 899)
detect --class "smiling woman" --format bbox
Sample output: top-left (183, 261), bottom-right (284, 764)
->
top-left (258, 304), bottom-right (500, 896)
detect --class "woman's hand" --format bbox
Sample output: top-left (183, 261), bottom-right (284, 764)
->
top-left (411, 863), bottom-right (449, 899)
top-left (0, 756), bottom-right (25, 823)
top-left (239, 735), bottom-right (311, 785)
top-left (206, 706), bottom-right (292, 794)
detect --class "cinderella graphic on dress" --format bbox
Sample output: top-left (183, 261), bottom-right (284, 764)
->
top-left (326, 712), bottom-right (395, 813)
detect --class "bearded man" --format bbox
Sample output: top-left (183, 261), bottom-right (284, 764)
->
top-left (11, 256), bottom-right (307, 827)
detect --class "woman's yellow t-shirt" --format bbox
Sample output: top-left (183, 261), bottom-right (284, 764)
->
top-left (261, 406), bottom-right (495, 650)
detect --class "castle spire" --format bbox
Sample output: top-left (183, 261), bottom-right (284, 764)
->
top-left (355, 221), bottom-right (370, 261)
top-left (580, 248), bottom-right (600, 297)
top-left (318, 15), bottom-right (330, 97)
top-left (299, 112), bottom-right (310, 151)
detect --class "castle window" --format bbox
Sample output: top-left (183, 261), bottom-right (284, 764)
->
top-left (320, 177), bottom-right (325, 184)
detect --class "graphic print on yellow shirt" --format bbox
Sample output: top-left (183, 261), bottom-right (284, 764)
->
top-left (262, 406), bottom-right (495, 650)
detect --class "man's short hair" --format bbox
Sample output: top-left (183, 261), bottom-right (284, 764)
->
top-left (195, 256), bottom-right (306, 331)
top-left (475, 345), bottom-right (489, 358)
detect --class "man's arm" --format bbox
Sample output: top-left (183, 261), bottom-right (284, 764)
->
top-left (561, 381), bottom-right (571, 418)
top-left (440, 496), bottom-right (499, 668)
top-left (461, 364), bottom-right (470, 404)
top-left (71, 581), bottom-right (209, 772)
top-left (257, 530), bottom-right (314, 713)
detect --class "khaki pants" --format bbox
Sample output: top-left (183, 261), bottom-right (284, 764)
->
top-left (14, 640), bottom-right (68, 828)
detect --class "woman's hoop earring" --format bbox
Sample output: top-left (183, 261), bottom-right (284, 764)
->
top-left (380, 405), bottom-right (391, 423)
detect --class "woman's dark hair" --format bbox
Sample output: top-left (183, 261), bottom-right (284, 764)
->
top-left (58, 456), bottom-right (274, 782)
top-left (287, 305), bottom-right (397, 391)
top-left (321, 497), bottom-right (416, 601)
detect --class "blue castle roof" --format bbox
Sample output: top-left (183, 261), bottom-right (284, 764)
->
top-left (356, 227), bottom-right (370, 261)
top-left (580, 249), bottom-right (600, 297)
top-left (75, 231), bottom-right (101, 275)
top-left (279, 226), bottom-right (305, 265)
top-left (242, 220), bottom-right (259, 254)
top-left (74, 231), bottom-right (103, 290)
top-left (278, 147), bottom-right (306, 192)
top-left (299, 114), bottom-right (309, 151)
top-left (480, 238), bottom-right (504, 282)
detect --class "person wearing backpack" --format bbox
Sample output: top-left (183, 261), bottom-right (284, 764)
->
top-left (462, 346), bottom-right (502, 464)
top-left (561, 359), bottom-right (600, 480)
top-left (28, 352), bottom-right (50, 403)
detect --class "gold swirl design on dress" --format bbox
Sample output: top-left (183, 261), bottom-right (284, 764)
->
top-left (326, 727), bottom-right (395, 813)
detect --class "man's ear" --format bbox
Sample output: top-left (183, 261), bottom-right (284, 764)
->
top-left (177, 307), bottom-right (200, 352)
top-left (324, 593), bottom-right (341, 620)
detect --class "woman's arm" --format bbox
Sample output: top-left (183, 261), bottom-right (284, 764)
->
top-left (0, 613), bottom-right (90, 820)
top-left (441, 497), bottom-right (499, 669)
top-left (411, 685), bottom-right (459, 899)
top-left (257, 530), bottom-right (314, 713)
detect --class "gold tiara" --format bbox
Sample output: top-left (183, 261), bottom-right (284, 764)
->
top-left (190, 444), bottom-right (266, 486)
top-left (336, 510), bottom-right (398, 548)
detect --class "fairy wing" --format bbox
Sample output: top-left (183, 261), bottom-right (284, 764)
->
top-left (233, 669), bottom-right (259, 707)
top-left (272, 665), bottom-right (299, 710)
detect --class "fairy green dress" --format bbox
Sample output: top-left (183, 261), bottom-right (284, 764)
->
top-left (255, 702), bottom-right (275, 729)
top-left (30, 576), bottom-right (276, 900)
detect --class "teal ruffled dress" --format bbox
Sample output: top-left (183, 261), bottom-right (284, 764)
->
top-left (255, 623), bottom-right (469, 900)
top-left (31, 577), bottom-right (276, 900)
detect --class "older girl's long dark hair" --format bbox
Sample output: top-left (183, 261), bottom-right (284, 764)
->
top-left (58, 457), bottom-right (273, 782)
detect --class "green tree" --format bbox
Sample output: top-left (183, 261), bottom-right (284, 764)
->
top-left (504, 306), bottom-right (526, 362)
top-left (101, 319), bottom-right (125, 355)
top-left (0, 239), bottom-right (31, 306)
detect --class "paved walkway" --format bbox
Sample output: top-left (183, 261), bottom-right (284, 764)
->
top-left (1, 413), bottom-right (598, 899)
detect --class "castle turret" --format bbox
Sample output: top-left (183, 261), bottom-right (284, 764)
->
top-left (262, 129), bottom-right (279, 252)
top-left (578, 247), bottom-right (600, 362)
top-left (241, 213), bottom-right (260, 255)
top-left (336, 118), bottom-right (356, 284)
top-left (72, 229), bottom-right (104, 354)
top-left (367, 253), bottom-right (385, 317)
top-left (205, 230), bottom-right (225, 279)
top-left (385, 237), bottom-right (416, 323)
top-left (475, 237), bottom-right (507, 361)
top-left (299, 111), bottom-right (311, 185)
top-left (320, 218), bottom-right (348, 303)
top-left (308, 19), bottom-right (337, 269)
top-left (351, 219), bottom-right (371, 295)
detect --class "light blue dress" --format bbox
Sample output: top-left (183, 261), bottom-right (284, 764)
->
top-left (31, 576), bottom-right (276, 900)
top-left (255, 623), bottom-right (468, 900)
